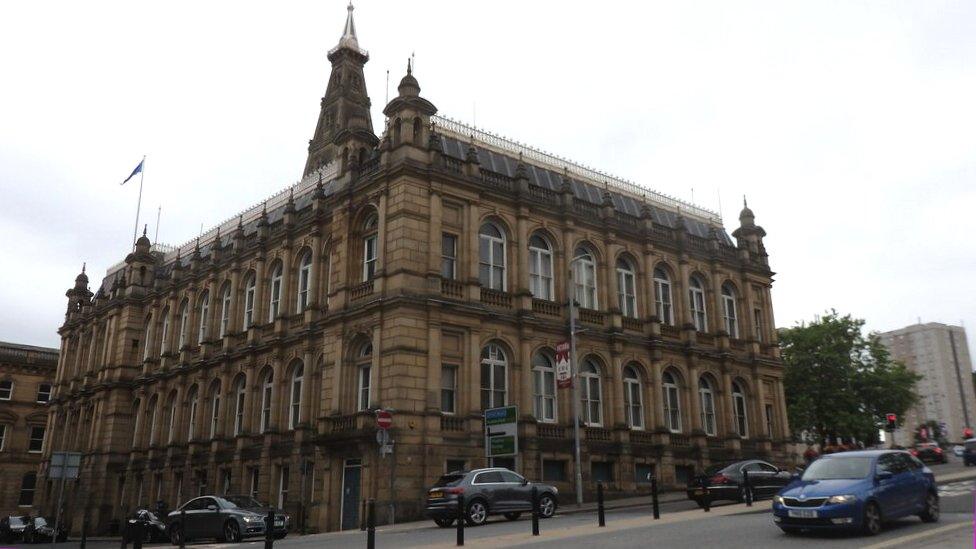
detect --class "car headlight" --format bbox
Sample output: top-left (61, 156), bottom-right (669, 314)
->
top-left (827, 495), bottom-right (856, 504)
top-left (242, 516), bottom-right (262, 524)
top-left (772, 495), bottom-right (784, 504)
top-left (552, 487), bottom-right (559, 495)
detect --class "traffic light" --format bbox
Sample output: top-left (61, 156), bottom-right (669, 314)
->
top-left (885, 413), bottom-right (897, 431)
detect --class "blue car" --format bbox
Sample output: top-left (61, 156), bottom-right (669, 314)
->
top-left (772, 450), bottom-right (938, 536)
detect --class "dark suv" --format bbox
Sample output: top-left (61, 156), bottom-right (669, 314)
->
top-left (424, 468), bottom-right (558, 527)
top-left (166, 495), bottom-right (289, 544)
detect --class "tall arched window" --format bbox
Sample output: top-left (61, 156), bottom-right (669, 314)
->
top-left (233, 376), bottom-right (246, 436)
top-left (297, 251), bottom-right (313, 311)
top-left (268, 263), bottom-right (283, 321)
top-left (699, 377), bottom-right (716, 436)
top-left (197, 291), bottom-right (210, 343)
top-left (142, 315), bottom-right (153, 360)
top-left (146, 396), bottom-right (158, 446)
top-left (131, 398), bottom-right (142, 446)
top-left (531, 351), bottom-right (556, 422)
top-left (289, 363), bottom-right (304, 429)
top-left (616, 257), bottom-right (637, 318)
top-left (166, 393), bottom-right (178, 444)
top-left (219, 283), bottom-right (232, 338)
top-left (689, 276), bottom-right (707, 332)
top-left (721, 284), bottom-right (739, 338)
top-left (623, 365), bottom-right (643, 429)
top-left (243, 274), bottom-right (257, 329)
top-left (357, 342), bottom-right (372, 412)
top-left (480, 343), bottom-right (507, 409)
top-left (663, 371), bottom-right (682, 433)
top-left (573, 247), bottom-right (597, 309)
top-left (478, 223), bottom-right (506, 290)
top-left (159, 307), bottom-right (171, 355)
top-left (177, 300), bottom-right (190, 350)
top-left (580, 359), bottom-right (602, 426)
top-left (186, 387), bottom-right (199, 440)
top-left (653, 268), bottom-right (673, 325)
top-left (260, 369), bottom-right (273, 432)
top-left (362, 213), bottom-right (378, 281)
top-left (208, 380), bottom-right (221, 439)
top-left (732, 381), bottom-right (748, 438)
top-left (528, 234), bottom-right (554, 300)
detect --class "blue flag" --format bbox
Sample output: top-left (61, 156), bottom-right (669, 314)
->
top-left (121, 159), bottom-right (144, 185)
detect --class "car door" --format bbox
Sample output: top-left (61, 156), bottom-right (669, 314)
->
top-left (874, 454), bottom-right (906, 517)
top-left (201, 497), bottom-right (222, 538)
top-left (499, 471), bottom-right (532, 511)
top-left (897, 454), bottom-right (927, 513)
top-left (472, 472), bottom-right (505, 511)
top-left (180, 498), bottom-right (203, 538)
top-left (748, 462), bottom-right (781, 498)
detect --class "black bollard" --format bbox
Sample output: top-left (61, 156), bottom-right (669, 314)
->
top-left (360, 499), bottom-right (367, 531)
top-left (743, 470), bottom-right (753, 507)
top-left (597, 481), bottom-right (606, 527)
top-left (119, 520), bottom-right (128, 549)
top-left (651, 476), bottom-right (660, 520)
top-left (179, 509), bottom-right (186, 549)
top-left (80, 516), bottom-right (88, 549)
top-left (366, 499), bottom-right (375, 549)
top-left (456, 493), bottom-right (465, 546)
top-left (132, 520), bottom-right (143, 549)
top-left (264, 510), bottom-right (274, 549)
top-left (703, 488), bottom-right (711, 512)
top-left (531, 486), bottom-right (539, 536)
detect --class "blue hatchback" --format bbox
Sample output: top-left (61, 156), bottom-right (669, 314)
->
top-left (772, 450), bottom-right (939, 536)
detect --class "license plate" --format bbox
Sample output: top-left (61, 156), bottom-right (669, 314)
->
top-left (693, 489), bottom-right (705, 496)
top-left (788, 509), bottom-right (817, 519)
top-left (430, 491), bottom-right (443, 499)
top-left (274, 520), bottom-right (283, 527)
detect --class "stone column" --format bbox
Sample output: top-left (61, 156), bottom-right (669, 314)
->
top-left (428, 190), bottom-right (443, 276)
top-left (309, 233), bottom-right (322, 310)
top-left (467, 202), bottom-right (481, 300)
top-left (739, 275), bottom-right (755, 341)
top-left (687, 362), bottom-right (702, 432)
top-left (643, 248), bottom-right (657, 321)
top-left (515, 209), bottom-right (529, 298)
top-left (776, 378), bottom-right (790, 439)
top-left (605, 243), bottom-right (619, 314)
top-left (752, 375), bottom-right (767, 438)
top-left (519, 336), bottom-right (533, 417)
top-left (677, 261), bottom-right (692, 327)
top-left (610, 354), bottom-right (625, 428)
top-left (721, 371), bottom-right (735, 437)
top-left (328, 334), bottom-right (344, 414)
top-left (709, 270), bottom-right (723, 335)
top-left (426, 322), bottom-right (442, 412)
top-left (469, 330), bottom-right (481, 415)
top-left (369, 328), bottom-right (381, 409)
top-left (280, 246), bottom-right (294, 317)
top-left (253, 255), bottom-right (267, 323)
top-left (651, 360), bottom-right (665, 430)
top-left (301, 350), bottom-right (314, 425)
top-left (375, 192), bottom-right (388, 293)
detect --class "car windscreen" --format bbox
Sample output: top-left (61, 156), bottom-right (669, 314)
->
top-left (9, 517), bottom-right (26, 527)
top-left (801, 457), bottom-right (872, 480)
top-left (34, 518), bottom-right (50, 527)
top-left (432, 474), bottom-right (465, 487)
top-left (221, 496), bottom-right (264, 509)
top-left (704, 462), bottom-right (735, 475)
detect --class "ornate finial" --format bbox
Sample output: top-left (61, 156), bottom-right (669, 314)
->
top-left (142, 225), bottom-right (147, 237)
top-left (194, 236), bottom-right (200, 250)
top-left (407, 57), bottom-right (412, 75)
top-left (743, 195), bottom-right (748, 208)
top-left (237, 214), bottom-right (243, 229)
top-left (262, 200), bottom-right (267, 216)
top-left (82, 262), bottom-right (86, 273)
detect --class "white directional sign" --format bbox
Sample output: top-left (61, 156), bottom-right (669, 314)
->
top-left (484, 406), bottom-right (518, 457)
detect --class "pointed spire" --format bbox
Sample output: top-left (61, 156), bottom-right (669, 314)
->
top-left (336, 1), bottom-right (361, 53)
top-left (142, 225), bottom-right (148, 237)
top-left (82, 262), bottom-right (86, 274)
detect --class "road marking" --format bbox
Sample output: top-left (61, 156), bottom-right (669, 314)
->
top-left (861, 521), bottom-right (971, 549)
top-left (937, 480), bottom-right (975, 498)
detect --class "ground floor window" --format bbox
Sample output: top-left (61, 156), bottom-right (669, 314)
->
top-left (591, 461), bottom-right (613, 484)
top-left (492, 457), bottom-right (515, 470)
top-left (18, 473), bottom-right (37, 506)
top-left (543, 460), bottom-right (567, 482)
top-left (446, 459), bottom-right (466, 473)
top-left (674, 465), bottom-right (694, 485)
top-left (278, 466), bottom-right (290, 509)
top-left (250, 468), bottom-right (260, 499)
top-left (635, 464), bottom-right (655, 485)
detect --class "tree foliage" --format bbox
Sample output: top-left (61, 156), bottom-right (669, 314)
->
top-left (779, 311), bottom-right (921, 444)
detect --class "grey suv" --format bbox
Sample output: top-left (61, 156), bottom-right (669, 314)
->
top-left (166, 495), bottom-right (289, 544)
top-left (424, 468), bottom-right (558, 527)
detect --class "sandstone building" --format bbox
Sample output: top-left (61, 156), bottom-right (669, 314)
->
top-left (39, 4), bottom-right (791, 533)
top-left (0, 341), bottom-right (56, 516)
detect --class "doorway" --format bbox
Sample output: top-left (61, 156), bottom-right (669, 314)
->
top-left (340, 459), bottom-right (362, 531)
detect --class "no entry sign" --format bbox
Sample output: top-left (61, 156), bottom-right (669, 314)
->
top-left (376, 409), bottom-right (393, 430)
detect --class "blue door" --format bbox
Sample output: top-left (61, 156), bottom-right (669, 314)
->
top-left (341, 460), bottom-right (362, 531)
top-left (873, 454), bottom-right (904, 517)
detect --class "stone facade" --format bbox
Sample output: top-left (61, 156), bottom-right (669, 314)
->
top-left (39, 4), bottom-right (792, 534)
top-left (0, 341), bottom-right (56, 516)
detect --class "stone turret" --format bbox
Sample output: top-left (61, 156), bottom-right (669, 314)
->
top-left (65, 264), bottom-right (93, 317)
top-left (731, 197), bottom-right (767, 258)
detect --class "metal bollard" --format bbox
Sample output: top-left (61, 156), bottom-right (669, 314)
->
top-left (80, 516), bottom-right (88, 549)
top-left (264, 510), bottom-right (274, 549)
top-left (703, 488), bottom-right (711, 512)
top-left (131, 521), bottom-right (143, 549)
top-left (360, 499), bottom-right (367, 531)
top-left (743, 470), bottom-right (753, 507)
top-left (597, 481), bottom-right (606, 527)
top-left (179, 509), bottom-right (186, 549)
top-left (456, 493), bottom-right (465, 546)
top-left (651, 476), bottom-right (660, 520)
top-left (531, 486), bottom-right (539, 536)
top-left (366, 499), bottom-right (375, 549)
top-left (119, 520), bottom-right (128, 549)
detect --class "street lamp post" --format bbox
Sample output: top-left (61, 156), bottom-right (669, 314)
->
top-left (568, 255), bottom-right (586, 507)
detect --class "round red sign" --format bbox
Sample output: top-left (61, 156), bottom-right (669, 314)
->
top-left (376, 410), bottom-right (393, 430)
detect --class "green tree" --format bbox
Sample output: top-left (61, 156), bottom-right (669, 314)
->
top-left (779, 311), bottom-right (921, 445)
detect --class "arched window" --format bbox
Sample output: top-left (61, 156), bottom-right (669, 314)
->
top-left (528, 234), bottom-right (554, 300)
top-left (219, 283), bottom-right (232, 338)
top-left (177, 300), bottom-right (190, 350)
top-left (362, 213), bottom-right (378, 281)
top-left (616, 257), bottom-right (637, 318)
top-left (413, 117), bottom-right (423, 145)
top-left (531, 351), bottom-right (556, 422)
top-left (580, 359), bottom-right (602, 426)
top-left (297, 251), bottom-right (313, 311)
top-left (573, 247), bottom-right (597, 309)
top-left (689, 276), bottom-right (707, 332)
top-left (732, 381), bottom-right (748, 438)
top-left (480, 343), bottom-right (507, 409)
top-left (289, 363), bottom-right (304, 429)
top-left (260, 369), bottom-right (273, 432)
top-left (234, 376), bottom-right (246, 436)
top-left (186, 386), bottom-right (199, 441)
top-left (357, 342), bottom-right (372, 411)
top-left (721, 284), bottom-right (739, 338)
top-left (699, 377), bottom-right (716, 436)
top-left (663, 371), bottom-right (682, 433)
top-left (653, 268), bottom-right (673, 325)
top-left (268, 263), bottom-right (283, 321)
top-left (478, 223), bottom-right (506, 291)
top-left (623, 365), bottom-right (643, 429)
top-left (146, 396), bottom-right (158, 446)
top-left (208, 380), bottom-right (221, 439)
top-left (142, 315), bottom-right (153, 360)
top-left (131, 398), bottom-right (142, 446)
top-left (166, 393), bottom-right (178, 445)
top-left (197, 291), bottom-right (210, 344)
top-left (159, 307), bottom-right (171, 355)
top-left (243, 273), bottom-right (257, 329)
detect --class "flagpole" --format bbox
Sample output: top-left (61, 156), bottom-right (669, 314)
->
top-left (154, 206), bottom-right (162, 244)
top-left (132, 155), bottom-right (146, 247)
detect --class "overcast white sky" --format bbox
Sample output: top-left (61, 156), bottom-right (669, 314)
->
top-left (1, 1), bottom-right (974, 361)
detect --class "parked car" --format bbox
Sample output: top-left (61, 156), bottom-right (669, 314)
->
top-left (128, 509), bottom-right (169, 542)
top-left (686, 459), bottom-right (792, 506)
top-left (22, 517), bottom-right (67, 543)
top-left (963, 438), bottom-right (976, 466)
top-left (910, 442), bottom-right (947, 464)
top-left (424, 468), bottom-right (558, 527)
top-left (772, 450), bottom-right (938, 536)
top-left (166, 495), bottom-right (289, 545)
top-left (0, 516), bottom-right (29, 543)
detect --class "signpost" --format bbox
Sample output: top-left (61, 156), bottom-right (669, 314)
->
top-left (485, 406), bottom-right (518, 459)
top-left (49, 452), bottom-right (81, 549)
top-left (555, 342), bottom-right (572, 389)
top-left (375, 410), bottom-right (395, 525)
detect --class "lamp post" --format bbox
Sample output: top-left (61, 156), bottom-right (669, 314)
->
top-left (568, 254), bottom-right (588, 507)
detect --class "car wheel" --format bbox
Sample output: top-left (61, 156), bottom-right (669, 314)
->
top-left (920, 492), bottom-right (940, 523)
top-left (503, 512), bottom-right (521, 521)
top-left (222, 521), bottom-right (241, 543)
top-left (538, 494), bottom-right (557, 518)
top-left (862, 502), bottom-right (883, 536)
top-left (433, 517), bottom-right (455, 528)
top-left (465, 499), bottom-right (488, 526)
top-left (169, 525), bottom-right (183, 546)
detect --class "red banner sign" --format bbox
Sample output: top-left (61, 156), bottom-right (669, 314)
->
top-left (555, 341), bottom-right (572, 389)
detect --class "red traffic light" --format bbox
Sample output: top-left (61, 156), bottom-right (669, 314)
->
top-left (886, 413), bottom-right (896, 422)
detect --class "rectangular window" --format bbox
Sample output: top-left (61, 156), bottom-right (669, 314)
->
top-left (18, 473), bottom-right (37, 506)
top-left (441, 234), bottom-right (457, 279)
top-left (765, 403), bottom-right (774, 436)
top-left (0, 380), bottom-right (12, 400)
top-left (635, 464), bottom-right (655, 485)
top-left (591, 461), bottom-right (613, 483)
top-left (753, 309), bottom-right (764, 343)
top-left (358, 366), bottom-right (371, 412)
top-left (221, 469), bottom-right (232, 494)
top-left (446, 459), bottom-right (466, 473)
top-left (278, 466), bottom-right (290, 509)
top-left (36, 384), bottom-right (52, 403)
top-left (250, 468), bottom-right (260, 499)
top-left (175, 472), bottom-right (183, 507)
top-left (29, 426), bottom-right (45, 453)
top-left (441, 365), bottom-right (457, 414)
top-left (196, 470), bottom-right (208, 497)
top-left (542, 460), bottom-right (567, 482)
top-left (0, 424), bottom-right (6, 451)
